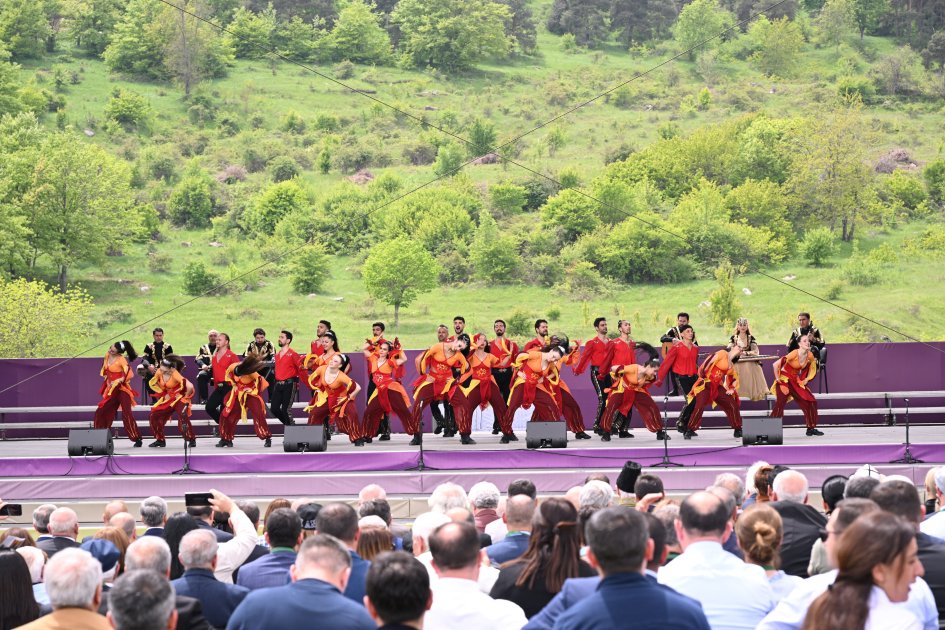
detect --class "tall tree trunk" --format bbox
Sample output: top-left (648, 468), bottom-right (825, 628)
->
top-left (394, 303), bottom-right (400, 327)
top-left (58, 265), bottom-right (67, 291)
top-left (841, 217), bottom-right (849, 241)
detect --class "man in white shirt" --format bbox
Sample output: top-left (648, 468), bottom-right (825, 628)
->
top-left (920, 467), bottom-right (945, 541)
top-left (206, 490), bottom-right (259, 584)
top-left (658, 491), bottom-right (776, 630)
top-left (758, 497), bottom-right (939, 630)
top-left (413, 511), bottom-right (499, 594)
top-left (423, 521), bottom-right (526, 630)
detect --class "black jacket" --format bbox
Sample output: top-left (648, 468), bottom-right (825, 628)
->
top-left (770, 501), bottom-right (826, 578)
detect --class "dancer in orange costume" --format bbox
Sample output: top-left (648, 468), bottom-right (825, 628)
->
top-left (408, 336), bottom-right (470, 445)
top-left (147, 354), bottom-right (196, 448)
top-left (451, 333), bottom-right (518, 444)
top-left (681, 345), bottom-right (744, 440)
top-left (93, 340), bottom-right (142, 446)
top-left (217, 354), bottom-right (272, 448)
top-left (362, 339), bottom-right (412, 443)
top-left (307, 353), bottom-right (364, 445)
top-left (599, 362), bottom-right (662, 441)
top-left (770, 334), bottom-right (822, 436)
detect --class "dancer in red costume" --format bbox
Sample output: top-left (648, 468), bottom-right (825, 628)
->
top-left (217, 354), bottom-right (272, 448)
top-left (362, 339), bottom-right (411, 443)
top-left (680, 345), bottom-right (744, 440)
top-left (601, 320), bottom-right (636, 437)
top-left (408, 335), bottom-right (470, 445)
top-left (451, 333), bottom-right (518, 444)
top-left (147, 354), bottom-right (197, 448)
top-left (599, 361), bottom-right (661, 442)
top-left (770, 334), bottom-right (823, 436)
top-left (93, 340), bottom-right (142, 446)
top-left (306, 353), bottom-right (364, 445)
top-left (522, 319), bottom-right (550, 352)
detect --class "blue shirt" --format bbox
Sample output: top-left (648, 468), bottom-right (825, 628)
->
top-left (226, 578), bottom-right (374, 630)
top-left (344, 550), bottom-right (370, 604)
top-left (553, 572), bottom-right (710, 630)
top-left (235, 549), bottom-right (296, 590)
top-left (487, 532), bottom-right (531, 565)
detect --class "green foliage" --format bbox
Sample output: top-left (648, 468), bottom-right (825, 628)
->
top-left (505, 309), bottom-right (534, 337)
top-left (181, 261), bottom-right (221, 296)
top-left (102, 0), bottom-right (167, 78)
top-left (103, 88), bottom-right (151, 128)
top-left (470, 211), bottom-right (519, 282)
top-left (250, 180), bottom-right (308, 235)
top-left (673, 0), bottom-right (735, 61)
top-left (546, 0), bottom-right (610, 47)
top-left (816, 0), bottom-right (854, 49)
top-left (269, 155), bottom-right (301, 182)
top-left (277, 16), bottom-right (320, 61)
top-left (280, 110), bottom-right (307, 134)
top-left (497, 0), bottom-right (537, 53)
top-left (881, 171), bottom-right (926, 211)
top-left (801, 227), bottom-right (837, 266)
top-left (565, 261), bottom-right (604, 299)
top-left (393, 0), bottom-right (511, 71)
top-left (748, 17), bottom-right (805, 77)
top-left (489, 182), bottom-right (527, 217)
top-left (836, 75), bottom-right (875, 101)
top-left (0, 0), bottom-right (49, 59)
top-left (709, 261), bottom-right (742, 328)
top-left (168, 175), bottom-right (216, 228)
top-left (321, 0), bottom-right (391, 64)
top-left (923, 159), bottom-right (945, 206)
top-left (840, 242), bottom-right (882, 285)
top-left (870, 45), bottom-right (924, 95)
top-left (380, 184), bottom-right (478, 254)
top-left (224, 6), bottom-right (276, 59)
top-left (362, 237), bottom-right (440, 325)
top-left (67, 0), bottom-right (123, 55)
top-left (468, 118), bottom-right (497, 158)
top-left (849, 0), bottom-right (889, 39)
top-left (433, 142), bottom-right (464, 178)
top-left (541, 188), bottom-right (600, 243)
top-left (0, 48), bottom-right (28, 116)
top-left (725, 179), bottom-right (793, 254)
top-left (0, 278), bottom-right (94, 357)
top-left (288, 244), bottom-right (330, 294)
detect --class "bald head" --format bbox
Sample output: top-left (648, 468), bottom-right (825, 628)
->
top-left (48, 507), bottom-right (79, 538)
top-left (564, 486), bottom-right (583, 509)
top-left (505, 495), bottom-right (536, 530)
top-left (679, 491), bottom-right (730, 538)
top-left (772, 470), bottom-right (809, 504)
top-left (110, 512), bottom-right (137, 541)
top-left (126, 535), bottom-right (172, 575)
top-left (445, 507), bottom-right (476, 526)
top-left (293, 534), bottom-right (352, 590)
top-left (103, 500), bottom-right (128, 524)
top-left (358, 484), bottom-right (387, 506)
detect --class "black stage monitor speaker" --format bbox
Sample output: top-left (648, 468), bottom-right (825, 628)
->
top-left (68, 429), bottom-right (114, 456)
top-left (526, 421), bottom-right (568, 449)
top-left (743, 416), bottom-right (783, 446)
top-left (283, 425), bottom-right (327, 453)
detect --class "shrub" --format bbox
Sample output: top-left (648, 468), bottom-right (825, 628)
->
top-left (923, 159), bottom-right (945, 206)
top-left (181, 262), bottom-right (221, 296)
top-left (800, 227), bottom-right (837, 267)
top-left (269, 155), bottom-right (301, 182)
top-left (168, 176), bottom-right (216, 228)
top-left (836, 75), bottom-right (875, 101)
top-left (333, 59), bottom-right (355, 79)
top-left (604, 143), bottom-right (635, 165)
top-left (489, 182), bottom-right (527, 216)
top-left (280, 110), bottom-right (306, 134)
top-left (841, 256), bottom-right (881, 285)
top-left (881, 171), bottom-right (926, 211)
top-left (433, 142), bottom-right (464, 178)
top-left (104, 88), bottom-right (151, 128)
top-left (288, 244), bottom-right (330, 294)
top-left (147, 252), bottom-right (173, 274)
top-left (249, 180), bottom-right (308, 235)
top-left (506, 309), bottom-right (535, 337)
top-left (403, 141), bottom-right (437, 165)
top-left (825, 278), bottom-right (844, 300)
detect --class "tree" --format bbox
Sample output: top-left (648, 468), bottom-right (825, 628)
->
top-left (496, 0), bottom-right (537, 53)
top-left (546, 0), bottom-right (611, 47)
top-left (800, 227), bottom-right (837, 265)
top-left (362, 238), bottom-right (439, 326)
top-left (849, 0), bottom-right (888, 39)
top-left (393, 0), bottom-right (511, 71)
top-left (160, 0), bottom-right (235, 97)
top-left (102, 0), bottom-right (167, 77)
top-left (922, 31), bottom-right (945, 96)
top-left (610, 0), bottom-right (678, 46)
top-left (320, 0), bottom-right (391, 63)
top-left (224, 6), bottom-right (276, 58)
top-left (748, 16), bottom-right (805, 77)
top-left (816, 0), bottom-right (854, 51)
top-left (541, 189), bottom-right (601, 243)
top-left (467, 118), bottom-right (497, 158)
top-left (249, 180), bottom-right (308, 235)
top-left (288, 244), bottom-right (329, 294)
top-left (0, 48), bottom-right (26, 116)
top-left (0, 0), bottom-right (49, 59)
top-left (870, 45), bottom-right (924, 95)
top-left (673, 0), bottom-right (736, 61)
top-left (489, 181), bottom-right (527, 216)
top-left (708, 261), bottom-right (742, 328)
top-left (22, 134), bottom-right (138, 290)
top-left (0, 278), bottom-right (94, 357)
top-left (433, 142), bottom-right (464, 178)
top-left (65, 0), bottom-right (123, 54)
top-left (470, 211), bottom-right (519, 282)
top-left (103, 88), bottom-right (151, 128)
top-left (168, 174), bottom-right (216, 228)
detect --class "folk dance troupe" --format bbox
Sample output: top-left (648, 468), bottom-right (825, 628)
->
top-left (92, 312), bottom-right (826, 447)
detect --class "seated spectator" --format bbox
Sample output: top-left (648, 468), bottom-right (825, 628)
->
top-left (615, 461), bottom-right (643, 507)
top-left (236, 508), bottom-right (302, 590)
top-left (17, 545), bottom-right (49, 606)
top-left (359, 499), bottom-right (407, 547)
top-left (107, 569), bottom-right (177, 630)
top-left (707, 485), bottom-right (743, 560)
top-left (554, 507), bottom-right (710, 630)
top-left (1, 527), bottom-right (36, 548)
top-left (490, 498), bottom-right (596, 618)
top-left (486, 480), bottom-right (538, 546)
top-left (486, 495), bottom-right (536, 565)
top-left (358, 524), bottom-right (394, 561)
top-left (17, 548), bottom-right (109, 630)
top-left (102, 501), bottom-right (128, 527)
top-left (653, 504), bottom-right (682, 562)
top-left (563, 486), bottom-right (582, 510)
top-left (0, 550), bottom-right (39, 628)
top-left (446, 507), bottom-right (493, 548)
top-left (469, 482), bottom-right (502, 533)
top-left (140, 497), bottom-right (168, 538)
top-left (923, 468), bottom-right (939, 521)
top-left (871, 480), bottom-right (945, 623)
top-left (424, 521), bottom-right (527, 629)
top-left (36, 507), bottom-right (80, 557)
top-left (171, 529), bottom-right (249, 628)
top-left (579, 480), bottom-right (614, 510)
top-left (32, 504), bottom-right (57, 543)
top-left (808, 475), bottom-right (849, 576)
top-left (920, 467), bottom-right (945, 541)
top-left (742, 460), bottom-right (771, 508)
top-left (658, 491), bottom-right (776, 629)
top-left (844, 475), bottom-right (881, 499)
top-left (364, 551), bottom-right (432, 629)
top-left (81, 538), bottom-right (121, 590)
top-left (297, 503), bottom-right (321, 539)
top-left (187, 504), bottom-right (233, 543)
top-left (165, 514), bottom-right (200, 579)
top-left (233, 500), bottom-right (268, 573)
top-left (584, 473), bottom-right (610, 485)
top-left (714, 472), bottom-right (747, 508)
top-left (634, 474), bottom-right (666, 511)
top-left (261, 498), bottom-right (291, 546)
top-left (226, 534), bottom-right (375, 630)
top-left (358, 484), bottom-right (387, 508)
top-left (108, 513), bottom-right (137, 543)
top-left (803, 511), bottom-right (924, 630)
top-left (769, 470), bottom-right (826, 577)
top-left (316, 503), bottom-right (370, 604)
top-left (91, 528), bottom-right (128, 578)
top-left (428, 483), bottom-right (468, 514)
top-left (736, 504), bottom-right (802, 602)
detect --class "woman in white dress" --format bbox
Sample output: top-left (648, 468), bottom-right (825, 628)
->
top-left (727, 317), bottom-right (768, 401)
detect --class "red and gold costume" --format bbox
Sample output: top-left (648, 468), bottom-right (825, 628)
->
top-left (211, 348), bottom-right (240, 387)
top-left (603, 337), bottom-right (636, 372)
top-left (770, 350), bottom-right (819, 429)
top-left (684, 350), bottom-right (742, 432)
top-left (451, 350), bottom-right (513, 436)
top-left (148, 370), bottom-right (196, 442)
top-left (600, 365), bottom-right (661, 434)
top-left (363, 349), bottom-right (412, 438)
top-left (490, 336), bottom-right (520, 368)
top-left (306, 366), bottom-right (362, 442)
top-left (574, 336), bottom-right (609, 378)
top-left (93, 354), bottom-right (141, 442)
top-left (654, 341), bottom-right (699, 395)
top-left (505, 349), bottom-right (585, 434)
top-left (408, 343), bottom-right (469, 435)
top-left (523, 336), bottom-right (549, 352)
top-left (219, 364), bottom-right (271, 442)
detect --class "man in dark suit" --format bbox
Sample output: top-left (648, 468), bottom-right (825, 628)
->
top-left (188, 505), bottom-right (234, 543)
top-left (237, 508), bottom-right (302, 590)
top-left (140, 496), bottom-right (167, 538)
top-left (871, 480), bottom-right (945, 622)
top-left (769, 470), bottom-right (826, 577)
top-left (226, 534), bottom-right (375, 630)
top-left (315, 503), bottom-right (370, 604)
top-left (171, 529), bottom-right (249, 629)
top-left (552, 507), bottom-right (710, 630)
top-left (36, 507), bottom-right (81, 558)
top-left (486, 495), bottom-right (535, 565)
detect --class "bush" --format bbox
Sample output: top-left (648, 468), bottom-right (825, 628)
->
top-left (800, 227), bottom-right (837, 267)
top-left (280, 110), bottom-right (307, 134)
top-left (333, 59), bottom-right (355, 79)
top-left (433, 142), bottom-right (464, 178)
top-left (604, 143), bottom-right (635, 165)
top-left (182, 262), bottom-right (221, 296)
top-left (825, 278), bottom-right (844, 300)
top-left (489, 182), bottom-right (527, 217)
top-left (836, 75), bottom-right (875, 101)
top-left (332, 141), bottom-right (376, 174)
top-left (525, 254), bottom-right (565, 286)
top-left (506, 309), bottom-right (535, 337)
top-left (923, 159), bottom-right (945, 206)
top-left (168, 176), bottom-right (216, 228)
top-left (269, 156), bottom-right (301, 182)
top-left (104, 88), bottom-right (151, 128)
top-left (403, 141), bottom-right (437, 166)
top-left (249, 180), bottom-right (308, 235)
top-left (147, 252), bottom-right (173, 274)
top-left (288, 244), bottom-right (329, 294)
top-left (841, 256), bottom-right (881, 286)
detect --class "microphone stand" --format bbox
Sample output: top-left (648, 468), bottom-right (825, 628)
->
top-left (172, 413), bottom-right (205, 475)
top-left (406, 411), bottom-right (438, 471)
top-left (890, 398), bottom-right (923, 464)
top-left (653, 395), bottom-right (683, 468)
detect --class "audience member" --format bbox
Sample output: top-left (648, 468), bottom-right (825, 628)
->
top-left (428, 483), bottom-right (468, 514)
top-left (844, 475), bottom-right (881, 499)
top-left (446, 507), bottom-right (493, 548)
top-left (923, 468), bottom-right (939, 520)
top-left (579, 480), bottom-right (614, 510)
top-left (165, 513), bottom-right (201, 579)
top-left (17, 545), bottom-right (49, 606)
top-left (108, 513), bottom-right (137, 543)
top-left (801, 511), bottom-right (923, 630)
top-left (32, 504), bottom-right (57, 542)
top-left (188, 504), bottom-right (233, 543)
top-left (871, 480), bottom-right (945, 622)
top-left (0, 526), bottom-right (36, 548)
top-left (233, 500), bottom-right (268, 572)
top-left (563, 486), bottom-right (582, 510)
top-left (91, 528), bottom-right (128, 578)
top-left (920, 467), bottom-right (945, 541)
top-left (0, 550), bottom-right (40, 628)
top-left (261, 498), bottom-right (291, 543)
top-left (486, 495), bottom-right (536, 565)
top-left (358, 525), bottom-right (394, 561)
top-left (641, 512), bottom-right (668, 574)
top-left (486, 479), bottom-right (538, 543)
top-left (743, 460), bottom-right (771, 507)
top-left (140, 497), bottom-right (168, 538)
top-left (614, 461), bottom-right (643, 506)
top-left (469, 482), bottom-right (502, 533)
top-left (102, 501), bottom-right (128, 526)
top-left (490, 498), bottom-right (596, 618)
top-left (707, 485), bottom-right (743, 559)
top-left (807, 475), bottom-right (849, 576)
top-left (364, 551), bottom-right (432, 630)
top-left (583, 473), bottom-right (610, 485)
top-left (107, 570), bottom-right (177, 630)
top-left (36, 507), bottom-right (80, 557)
top-left (769, 470), bottom-right (826, 577)
top-left (16, 548), bottom-right (108, 630)
top-left (171, 529), bottom-right (249, 628)
top-left (316, 502), bottom-right (370, 604)
top-left (658, 491), bottom-right (776, 629)
top-left (205, 491), bottom-right (258, 584)
top-left (226, 535), bottom-right (375, 630)
top-left (634, 474), bottom-right (666, 505)
top-left (653, 504), bottom-right (682, 561)
top-left (736, 504), bottom-right (803, 602)
top-left (714, 472), bottom-right (747, 507)
top-left (236, 507), bottom-right (302, 590)
top-left (81, 538), bottom-right (121, 588)
top-left (360, 498), bottom-right (408, 545)
top-left (297, 503), bottom-right (321, 538)
top-left (424, 521), bottom-right (527, 629)
top-left (554, 507), bottom-right (710, 630)
top-left (358, 484), bottom-right (387, 507)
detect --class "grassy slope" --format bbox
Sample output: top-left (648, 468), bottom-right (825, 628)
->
top-left (16, 11), bottom-right (945, 354)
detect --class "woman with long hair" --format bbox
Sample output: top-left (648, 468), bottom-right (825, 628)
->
top-left (93, 340), bottom-right (142, 446)
top-left (450, 333), bottom-right (517, 444)
top-left (147, 354), bottom-right (197, 448)
top-left (306, 353), bottom-right (364, 445)
top-left (409, 335), bottom-right (470, 445)
top-left (728, 318), bottom-right (769, 401)
top-left (736, 504), bottom-right (802, 602)
top-left (356, 525), bottom-right (394, 562)
top-left (93, 526), bottom-right (130, 579)
top-left (0, 528), bottom-right (35, 548)
top-left (803, 511), bottom-right (924, 630)
top-left (655, 324), bottom-right (699, 399)
top-left (490, 498), bottom-right (596, 618)
top-left (0, 551), bottom-right (39, 629)
top-left (598, 360), bottom-right (662, 441)
top-left (362, 339), bottom-right (412, 443)
top-left (165, 513), bottom-right (201, 580)
top-left (771, 333), bottom-right (822, 436)
top-left (218, 353), bottom-right (272, 448)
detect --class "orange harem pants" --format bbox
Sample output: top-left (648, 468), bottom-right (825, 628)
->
top-left (601, 391), bottom-right (662, 434)
top-left (685, 388), bottom-right (742, 431)
top-left (308, 402), bottom-right (362, 443)
top-left (220, 395), bottom-right (271, 441)
top-left (149, 402), bottom-right (196, 441)
top-left (93, 390), bottom-right (140, 442)
top-left (407, 380), bottom-right (451, 435)
top-left (450, 385), bottom-right (513, 435)
top-left (770, 381), bottom-right (819, 429)
top-left (363, 389), bottom-right (412, 438)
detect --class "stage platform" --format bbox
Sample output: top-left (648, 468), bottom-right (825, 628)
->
top-left (0, 425), bottom-right (941, 525)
